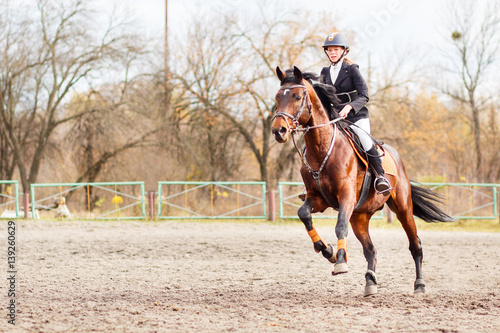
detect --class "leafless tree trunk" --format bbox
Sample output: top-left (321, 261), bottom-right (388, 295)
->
top-left (442, 0), bottom-right (500, 181)
top-left (173, 6), bottom-right (332, 188)
top-left (0, 0), bottom-right (144, 192)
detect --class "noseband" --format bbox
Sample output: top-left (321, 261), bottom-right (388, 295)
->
top-left (272, 84), bottom-right (312, 130)
top-left (273, 83), bottom-right (342, 134)
top-left (272, 82), bottom-right (344, 209)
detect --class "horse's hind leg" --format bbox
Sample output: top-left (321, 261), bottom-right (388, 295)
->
top-left (298, 199), bottom-right (336, 262)
top-left (351, 213), bottom-right (378, 296)
top-left (387, 197), bottom-right (426, 294)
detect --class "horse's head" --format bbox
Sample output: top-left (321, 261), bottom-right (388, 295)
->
top-left (271, 66), bottom-right (313, 143)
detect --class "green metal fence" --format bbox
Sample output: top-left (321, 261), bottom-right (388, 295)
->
top-left (2, 179), bottom-right (498, 221)
top-left (30, 182), bottom-right (146, 220)
top-left (278, 181), bottom-right (383, 220)
top-left (0, 180), bottom-right (19, 218)
top-left (158, 181), bottom-right (267, 219)
top-left (423, 182), bottom-right (499, 220)
top-left (277, 181), bottom-right (499, 220)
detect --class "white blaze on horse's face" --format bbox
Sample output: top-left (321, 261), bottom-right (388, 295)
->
top-left (272, 85), bottom-right (308, 143)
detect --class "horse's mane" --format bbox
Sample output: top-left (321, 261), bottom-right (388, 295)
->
top-left (280, 69), bottom-right (342, 121)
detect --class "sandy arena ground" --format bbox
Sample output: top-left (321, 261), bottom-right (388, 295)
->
top-left (0, 219), bottom-right (499, 332)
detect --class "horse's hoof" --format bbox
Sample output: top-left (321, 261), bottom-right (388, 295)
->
top-left (326, 254), bottom-right (336, 263)
top-left (323, 244), bottom-right (336, 263)
top-left (414, 278), bottom-right (426, 294)
top-left (298, 190), bottom-right (306, 201)
top-left (364, 284), bottom-right (378, 297)
top-left (364, 270), bottom-right (378, 296)
top-left (332, 262), bottom-right (349, 275)
top-left (414, 285), bottom-right (426, 294)
top-left (414, 285), bottom-right (425, 294)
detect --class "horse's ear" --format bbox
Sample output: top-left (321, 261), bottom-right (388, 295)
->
top-left (276, 66), bottom-right (284, 81)
top-left (293, 66), bottom-right (303, 81)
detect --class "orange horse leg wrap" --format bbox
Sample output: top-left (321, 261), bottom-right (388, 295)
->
top-left (307, 228), bottom-right (321, 243)
top-left (337, 238), bottom-right (348, 261)
top-left (307, 228), bottom-right (326, 253)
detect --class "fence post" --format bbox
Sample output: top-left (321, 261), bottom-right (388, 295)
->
top-left (148, 191), bottom-right (155, 220)
top-left (385, 204), bottom-right (393, 223)
top-left (494, 186), bottom-right (499, 224)
top-left (23, 192), bottom-right (30, 220)
top-left (268, 190), bottom-right (275, 222)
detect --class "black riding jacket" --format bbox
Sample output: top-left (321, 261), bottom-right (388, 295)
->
top-left (320, 60), bottom-right (370, 123)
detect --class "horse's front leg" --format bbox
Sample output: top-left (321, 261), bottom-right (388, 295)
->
top-left (298, 198), bottom-right (336, 262)
top-left (332, 202), bottom-right (355, 275)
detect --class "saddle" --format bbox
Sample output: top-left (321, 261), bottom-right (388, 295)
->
top-left (342, 127), bottom-right (397, 210)
top-left (298, 126), bottom-right (398, 208)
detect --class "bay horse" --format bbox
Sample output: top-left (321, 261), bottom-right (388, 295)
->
top-left (271, 66), bottom-right (454, 296)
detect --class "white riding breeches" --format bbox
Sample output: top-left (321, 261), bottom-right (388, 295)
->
top-left (349, 118), bottom-right (373, 151)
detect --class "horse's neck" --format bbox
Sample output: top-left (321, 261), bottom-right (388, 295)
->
top-left (302, 85), bottom-right (350, 164)
top-left (304, 103), bottom-right (336, 152)
top-left (304, 101), bottom-right (352, 168)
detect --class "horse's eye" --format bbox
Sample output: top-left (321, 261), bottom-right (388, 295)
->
top-left (294, 94), bottom-right (302, 101)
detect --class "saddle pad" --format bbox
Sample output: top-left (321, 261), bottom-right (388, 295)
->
top-left (345, 130), bottom-right (397, 176)
top-left (380, 148), bottom-right (397, 176)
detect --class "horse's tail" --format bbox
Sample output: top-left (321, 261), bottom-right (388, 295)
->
top-left (411, 183), bottom-right (456, 223)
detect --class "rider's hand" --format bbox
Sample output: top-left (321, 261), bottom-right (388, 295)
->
top-left (339, 105), bottom-right (352, 119)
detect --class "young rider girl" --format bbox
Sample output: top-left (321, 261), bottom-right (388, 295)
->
top-left (320, 32), bottom-right (391, 193)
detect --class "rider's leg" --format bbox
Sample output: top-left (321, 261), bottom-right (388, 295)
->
top-left (366, 147), bottom-right (391, 192)
top-left (349, 119), bottom-right (391, 193)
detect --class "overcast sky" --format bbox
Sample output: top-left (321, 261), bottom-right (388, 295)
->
top-left (114, 0), bottom-right (445, 59)
top-left (103, 0), bottom-right (499, 94)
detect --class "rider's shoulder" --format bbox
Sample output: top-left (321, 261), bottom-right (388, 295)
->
top-left (343, 60), bottom-right (360, 70)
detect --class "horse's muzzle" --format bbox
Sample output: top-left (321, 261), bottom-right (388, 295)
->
top-left (272, 126), bottom-right (289, 143)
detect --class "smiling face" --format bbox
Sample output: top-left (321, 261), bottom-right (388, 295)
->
top-left (325, 45), bottom-right (345, 64)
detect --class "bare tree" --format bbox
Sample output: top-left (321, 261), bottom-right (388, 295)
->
top-left (168, 13), bottom-right (244, 181)
top-left (173, 5), bottom-right (332, 187)
top-left (441, 0), bottom-right (500, 181)
top-left (229, 7), bottom-right (330, 187)
top-left (0, 0), bottom-right (145, 191)
top-left (0, 123), bottom-right (15, 181)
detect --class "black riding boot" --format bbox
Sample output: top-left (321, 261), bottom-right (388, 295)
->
top-left (366, 146), bottom-right (391, 194)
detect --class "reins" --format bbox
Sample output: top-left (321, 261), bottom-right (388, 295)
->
top-left (273, 83), bottom-right (343, 176)
top-left (272, 84), bottom-right (311, 126)
top-left (290, 117), bottom-right (343, 209)
top-left (274, 73), bottom-right (388, 210)
top-left (274, 82), bottom-right (344, 208)
top-left (290, 117), bottom-right (343, 176)
top-left (273, 83), bottom-right (342, 135)
top-left (341, 119), bottom-right (386, 158)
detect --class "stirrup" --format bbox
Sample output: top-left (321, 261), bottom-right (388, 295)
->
top-left (374, 176), bottom-right (392, 194)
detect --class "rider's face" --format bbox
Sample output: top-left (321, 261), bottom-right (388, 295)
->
top-left (326, 46), bottom-right (345, 63)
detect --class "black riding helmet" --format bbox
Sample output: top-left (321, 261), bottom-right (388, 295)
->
top-left (323, 32), bottom-right (350, 65)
